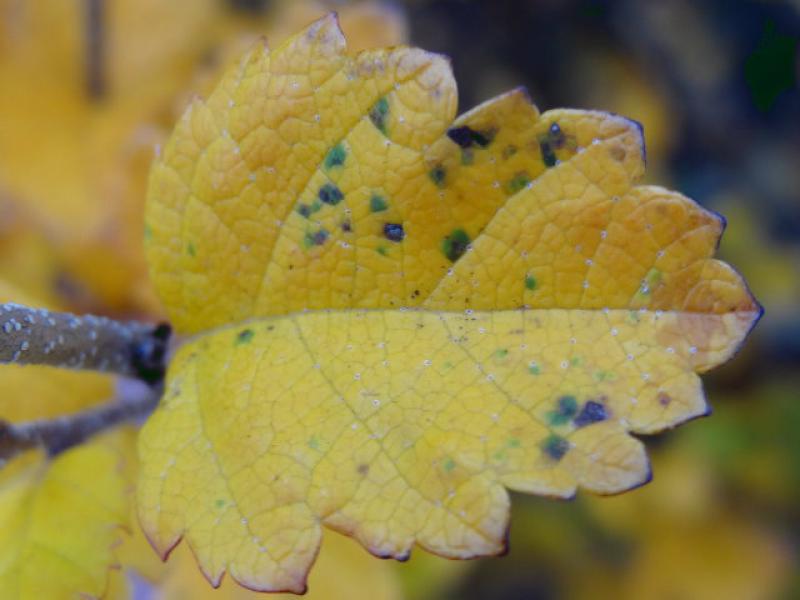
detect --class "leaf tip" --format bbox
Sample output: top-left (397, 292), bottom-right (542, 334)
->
top-left (304, 12), bottom-right (346, 55)
top-left (143, 527), bottom-right (182, 563)
top-left (228, 574), bottom-right (309, 596)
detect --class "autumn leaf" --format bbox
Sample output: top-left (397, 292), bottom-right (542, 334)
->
top-left (0, 438), bottom-right (127, 599)
top-left (139, 15), bottom-right (761, 593)
top-left (147, 530), bottom-right (402, 600)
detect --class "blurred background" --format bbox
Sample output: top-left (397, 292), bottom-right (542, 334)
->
top-left (0, 1), bottom-right (798, 598)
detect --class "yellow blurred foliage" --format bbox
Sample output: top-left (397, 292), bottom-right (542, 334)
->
top-left (577, 445), bottom-right (793, 600)
top-left (0, 437), bottom-right (128, 599)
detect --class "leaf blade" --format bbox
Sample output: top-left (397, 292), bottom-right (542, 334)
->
top-left (141, 14), bottom-right (761, 593)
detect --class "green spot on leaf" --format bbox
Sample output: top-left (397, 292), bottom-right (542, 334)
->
top-left (370, 194), bottom-right (388, 213)
top-left (215, 499), bottom-right (226, 509)
top-left (235, 329), bottom-right (254, 346)
top-left (528, 363), bottom-right (541, 375)
top-left (547, 395), bottom-right (578, 426)
top-left (443, 457), bottom-right (456, 472)
top-left (308, 436), bottom-right (320, 450)
top-left (377, 245), bottom-right (389, 256)
top-left (441, 228), bottom-right (470, 262)
top-left (144, 224), bottom-right (153, 241)
top-left (187, 242), bottom-right (196, 257)
top-left (525, 275), bottom-right (537, 291)
top-left (507, 438), bottom-right (521, 448)
top-left (594, 370), bottom-right (616, 382)
top-left (506, 172), bottom-right (531, 194)
top-left (324, 143), bottom-right (346, 169)
top-left (428, 164), bottom-right (446, 187)
top-left (297, 200), bottom-right (322, 218)
top-left (303, 228), bottom-right (330, 249)
top-left (369, 96), bottom-right (389, 135)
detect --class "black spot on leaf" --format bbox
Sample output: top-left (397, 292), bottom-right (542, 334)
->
top-left (318, 183), bottom-right (343, 205)
top-left (446, 125), bottom-right (495, 148)
top-left (539, 140), bottom-right (557, 167)
top-left (383, 223), bottom-right (405, 242)
top-left (573, 400), bottom-right (609, 428)
top-left (541, 434), bottom-right (570, 461)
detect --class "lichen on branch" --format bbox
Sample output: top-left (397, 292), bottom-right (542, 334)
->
top-left (0, 378), bottom-right (159, 462)
top-left (0, 303), bottom-right (170, 383)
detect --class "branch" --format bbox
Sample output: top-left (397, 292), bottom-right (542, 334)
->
top-left (0, 303), bottom-right (171, 384)
top-left (85, 0), bottom-right (105, 99)
top-left (0, 378), bottom-right (160, 462)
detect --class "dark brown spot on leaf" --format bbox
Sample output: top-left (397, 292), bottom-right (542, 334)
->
top-left (609, 144), bottom-right (626, 162)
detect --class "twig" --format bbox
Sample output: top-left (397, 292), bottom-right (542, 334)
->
top-left (85, 0), bottom-right (105, 99)
top-left (0, 303), bottom-right (171, 384)
top-left (0, 378), bottom-right (160, 462)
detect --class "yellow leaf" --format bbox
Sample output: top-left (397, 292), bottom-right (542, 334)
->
top-left (0, 0), bottom-right (222, 312)
top-left (0, 440), bottom-right (127, 599)
top-left (140, 16), bottom-right (761, 592)
top-left (145, 530), bottom-right (400, 600)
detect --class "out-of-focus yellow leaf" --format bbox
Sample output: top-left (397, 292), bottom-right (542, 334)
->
top-left (619, 519), bottom-right (790, 600)
top-left (396, 547), bottom-right (470, 600)
top-left (0, 439), bottom-right (128, 599)
top-left (571, 52), bottom-right (676, 171)
top-left (147, 530), bottom-right (400, 600)
top-left (716, 196), bottom-right (800, 321)
top-left (269, 0), bottom-right (408, 51)
top-left (0, 198), bottom-right (64, 309)
top-left (0, 279), bottom-right (113, 421)
top-left (139, 16), bottom-right (760, 593)
top-left (0, 0), bottom-right (218, 230)
top-left (576, 447), bottom-right (793, 600)
top-left (0, 0), bottom-right (222, 312)
top-left (66, 125), bottom-right (166, 316)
